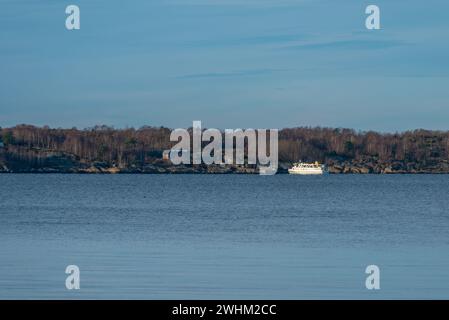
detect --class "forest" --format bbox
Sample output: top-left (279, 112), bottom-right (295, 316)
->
top-left (1, 124), bottom-right (449, 173)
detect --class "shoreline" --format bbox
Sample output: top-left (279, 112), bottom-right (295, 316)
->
top-left (2, 169), bottom-right (449, 174)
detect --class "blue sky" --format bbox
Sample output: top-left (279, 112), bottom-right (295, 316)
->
top-left (1, 0), bottom-right (449, 131)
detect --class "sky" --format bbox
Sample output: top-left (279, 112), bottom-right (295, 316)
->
top-left (1, 0), bottom-right (449, 132)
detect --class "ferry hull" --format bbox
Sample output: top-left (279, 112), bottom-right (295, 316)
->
top-left (288, 169), bottom-right (324, 175)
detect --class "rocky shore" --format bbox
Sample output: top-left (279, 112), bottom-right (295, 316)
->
top-left (1, 149), bottom-right (449, 174)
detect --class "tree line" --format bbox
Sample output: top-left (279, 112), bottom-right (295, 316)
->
top-left (1, 124), bottom-right (448, 170)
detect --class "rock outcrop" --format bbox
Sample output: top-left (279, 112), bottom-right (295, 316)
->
top-left (1, 146), bottom-right (449, 174)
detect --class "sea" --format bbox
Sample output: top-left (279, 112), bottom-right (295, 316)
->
top-left (0, 174), bottom-right (448, 299)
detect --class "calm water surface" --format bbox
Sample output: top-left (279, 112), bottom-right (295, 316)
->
top-left (0, 174), bottom-right (449, 299)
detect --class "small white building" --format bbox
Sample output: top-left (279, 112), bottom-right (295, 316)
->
top-left (162, 150), bottom-right (170, 161)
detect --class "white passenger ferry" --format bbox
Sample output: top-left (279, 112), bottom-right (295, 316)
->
top-left (288, 161), bottom-right (327, 175)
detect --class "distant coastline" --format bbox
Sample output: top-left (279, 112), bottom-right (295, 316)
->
top-left (1, 124), bottom-right (449, 174)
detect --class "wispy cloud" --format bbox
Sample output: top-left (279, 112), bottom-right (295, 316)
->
top-left (177, 68), bottom-right (285, 79)
top-left (282, 39), bottom-right (407, 51)
top-left (165, 0), bottom-right (310, 7)
top-left (185, 33), bottom-right (306, 48)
